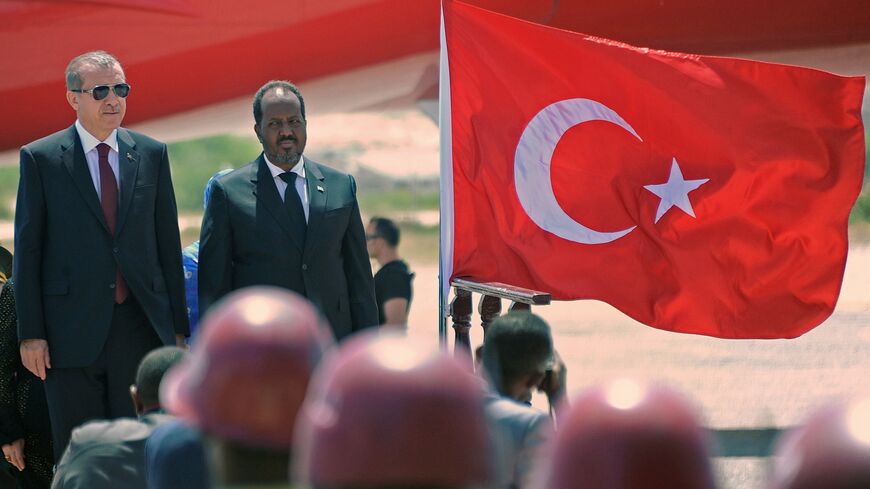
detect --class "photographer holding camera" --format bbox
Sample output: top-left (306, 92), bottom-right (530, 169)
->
top-left (481, 311), bottom-right (567, 489)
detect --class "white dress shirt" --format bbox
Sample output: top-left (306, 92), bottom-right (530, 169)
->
top-left (264, 154), bottom-right (309, 222)
top-left (74, 120), bottom-right (120, 202)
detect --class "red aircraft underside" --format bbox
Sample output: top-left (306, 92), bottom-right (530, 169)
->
top-left (1, 0), bottom-right (869, 151)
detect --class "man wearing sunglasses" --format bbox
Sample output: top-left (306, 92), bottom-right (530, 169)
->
top-left (13, 51), bottom-right (189, 461)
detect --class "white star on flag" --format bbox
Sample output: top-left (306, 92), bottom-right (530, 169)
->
top-left (644, 159), bottom-right (710, 223)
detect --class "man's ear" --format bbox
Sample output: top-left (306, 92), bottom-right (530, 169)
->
top-left (66, 91), bottom-right (79, 111)
top-left (254, 124), bottom-right (263, 143)
top-left (129, 384), bottom-right (144, 415)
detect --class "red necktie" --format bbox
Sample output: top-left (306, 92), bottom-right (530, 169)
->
top-left (97, 143), bottom-right (129, 304)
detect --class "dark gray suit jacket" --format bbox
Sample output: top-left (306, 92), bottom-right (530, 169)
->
top-left (13, 125), bottom-right (189, 368)
top-left (198, 155), bottom-right (378, 339)
top-left (52, 412), bottom-right (172, 489)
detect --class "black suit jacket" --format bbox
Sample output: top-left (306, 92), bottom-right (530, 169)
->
top-left (13, 125), bottom-right (189, 368)
top-left (198, 155), bottom-right (378, 339)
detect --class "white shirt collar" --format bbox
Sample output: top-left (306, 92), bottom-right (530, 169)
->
top-left (263, 153), bottom-right (305, 180)
top-left (74, 120), bottom-right (119, 154)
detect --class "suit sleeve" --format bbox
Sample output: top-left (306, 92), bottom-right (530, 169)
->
top-left (198, 179), bottom-right (233, 317)
top-left (341, 175), bottom-right (379, 331)
top-left (13, 146), bottom-right (47, 341)
top-left (154, 144), bottom-right (190, 336)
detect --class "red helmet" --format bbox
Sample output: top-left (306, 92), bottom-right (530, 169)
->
top-left (293, 331), bottom-right (493, 488)
top-left (535, 378), bottom-right (715, 489)
top-left (769, 395), bottom-right (870, 489)
top-left (161, 286), bottom-right (334, 449)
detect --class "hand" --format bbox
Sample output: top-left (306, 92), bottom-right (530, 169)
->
top-left (20, 339), bottom-right (50, 380)
top-left (2, 438), bottom-right (25, 471)
top-left (175, 334), bottom-right (188, 349)
top-left (539, 350), bottom-right (567, 405)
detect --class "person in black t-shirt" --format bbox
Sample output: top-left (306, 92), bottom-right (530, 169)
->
top-left (366, 217), bottom-right (414, 326)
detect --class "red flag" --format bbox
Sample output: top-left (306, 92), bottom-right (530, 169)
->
top-left (439, 1), bottom-right (866, 339)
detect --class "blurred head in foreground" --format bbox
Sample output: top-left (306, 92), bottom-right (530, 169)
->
top-left (294, 331), bottom-right (494, 489)
top-left (769, 395), bottom-right (870, 489)
top-left (161, 286), bottom-right (334, 486)
top-left (534, 379), bottom-right (715, 489)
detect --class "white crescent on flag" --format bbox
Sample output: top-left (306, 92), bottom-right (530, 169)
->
top-left (513, 98), bottom-right (643, 245)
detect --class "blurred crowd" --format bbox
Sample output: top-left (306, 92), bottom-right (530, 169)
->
top-left (3, 258), bottom-right (869, 488)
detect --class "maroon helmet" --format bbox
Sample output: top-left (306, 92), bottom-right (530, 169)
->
top-left (161, 286), bottom-right (334, 449)
top-left (769, 396), bottom-right (870, 489)
top-left (293, 331), bottom-right (493, 488)
top-left (535, 378), bottom-right (715, 489)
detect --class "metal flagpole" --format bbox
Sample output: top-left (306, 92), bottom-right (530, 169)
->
top-left (437, 0), bottom-right (454, 349)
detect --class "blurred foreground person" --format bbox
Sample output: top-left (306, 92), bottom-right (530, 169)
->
top-left (769, 395), bottom-right (870, 489)
top-left (481, 312), bottom-right (566, 489)
top-left (145, 419), bottom-right (209, 489)
top-left (366, 217), bottom-right (414, 326)
top-left (0, 247), bottom-right (53, 489)
top-left (161, 287), bottom-right (334, 488)
top-left (182, 168), bottom-right (233, 341)
top-left (294, 331), bottom-right (494, 489)
top-left (533, 379), bottom-right (715, 489)
top-left (51, 346), bottom-right (186, 489)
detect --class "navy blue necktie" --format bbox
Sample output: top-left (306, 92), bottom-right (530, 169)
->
top-left (279, 171), bottom-right (307, 242)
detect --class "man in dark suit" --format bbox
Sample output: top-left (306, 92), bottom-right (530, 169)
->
top-left (198, 80), bottom-right (377, 339)
top-left (13, 51), bottom-right (188, 459)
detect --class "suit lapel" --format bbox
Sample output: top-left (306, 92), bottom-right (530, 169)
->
top-left (115, 129), bottom-right (140, 237)
top-left (251, 156), bottom-right (304, 252)
top-left (303, 159), bottom-right (327, 258)
top-left (60, 125), bottom-right (110, 234)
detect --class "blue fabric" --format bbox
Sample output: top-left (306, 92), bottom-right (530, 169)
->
top-left (145, 420), bottom-right (209, 489)
top-left (182, 241), bottom-right (200, 341)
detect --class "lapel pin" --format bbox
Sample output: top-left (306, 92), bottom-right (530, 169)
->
top-left (126, 152), bottom-right (135, 161)
top-left (316, 185), bottom-right (325, 193)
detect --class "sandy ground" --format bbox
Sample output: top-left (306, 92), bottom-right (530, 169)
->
top-left (403, 247), bottom-right (870, 489)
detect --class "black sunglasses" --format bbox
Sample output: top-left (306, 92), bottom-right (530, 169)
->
top-left (71, 83), bottom-right (131, 101)
top-left (366, 234), bottom-right (382, 241)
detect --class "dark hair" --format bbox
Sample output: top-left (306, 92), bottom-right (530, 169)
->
top-left (482, 312), bottom-right (553, 396)
top-left (253, 80), bottom-right (306, 125)
top-left (370, 217), bottom-right (400, 247)
top-left (136, 346), bottom-right (187, 407)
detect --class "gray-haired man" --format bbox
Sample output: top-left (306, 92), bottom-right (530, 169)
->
top-left (14, 51), bottom-right (188, 459)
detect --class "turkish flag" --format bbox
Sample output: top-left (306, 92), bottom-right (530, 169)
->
top-left (439, 1), bottom-right (866, 338)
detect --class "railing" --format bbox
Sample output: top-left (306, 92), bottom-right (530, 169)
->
top-left (448, 278), bottom-right (551, 358)
top-left (445, 277), bottom-right (783, 458)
